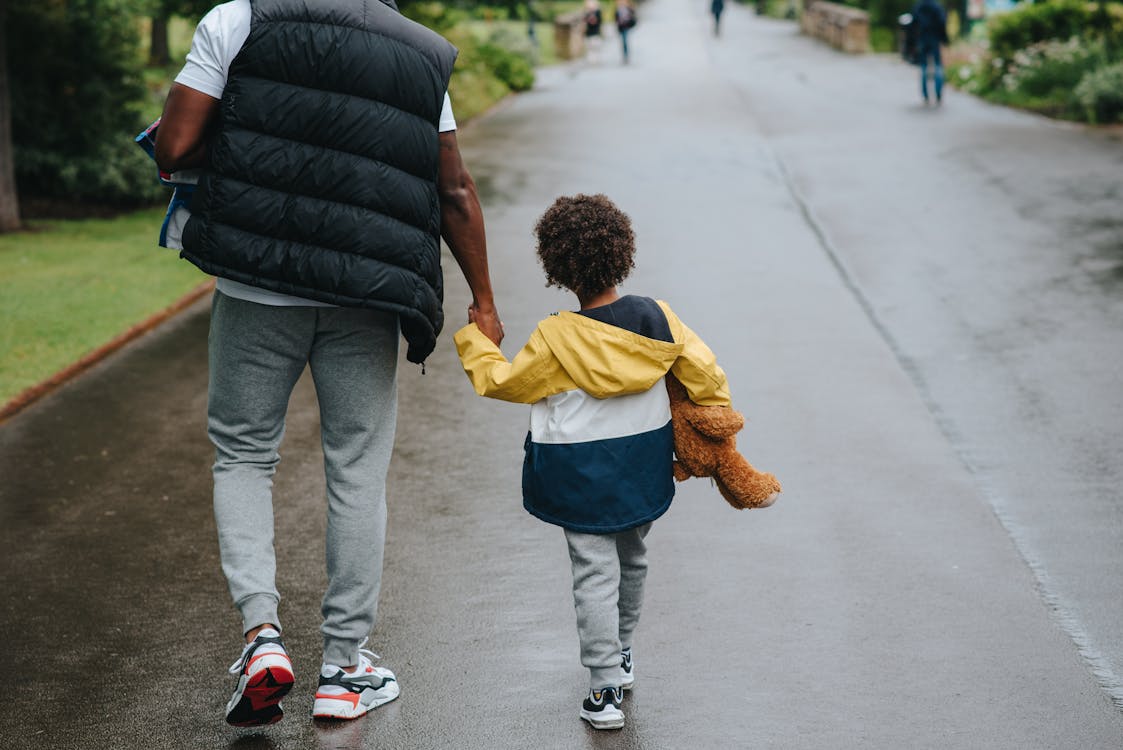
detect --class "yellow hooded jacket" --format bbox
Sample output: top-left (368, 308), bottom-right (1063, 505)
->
top-left (454, 299), bottom-right (730, 532)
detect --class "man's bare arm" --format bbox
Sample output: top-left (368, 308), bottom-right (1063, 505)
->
top-left (154, 83), bottom-right (220, 172)
top-left (438, 130), bottom-right (503, 345)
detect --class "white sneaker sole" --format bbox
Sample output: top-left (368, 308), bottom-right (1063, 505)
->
top-left (580, 708), bottom-right (625, 730)
top-left (312, 682), bottom-right (400, 720)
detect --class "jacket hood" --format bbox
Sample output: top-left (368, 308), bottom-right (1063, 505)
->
top-left (536, 311), bottom-right (683, 399)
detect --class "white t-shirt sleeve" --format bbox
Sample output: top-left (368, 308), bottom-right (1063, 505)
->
top-left (176, 0), bottom-right (457, 132)
top-left (439, 93), bottom-right (457, 132)
top-left (174, 0), bottom-right (251, 99)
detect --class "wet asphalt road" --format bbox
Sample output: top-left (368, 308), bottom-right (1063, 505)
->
top-left (3, 1), bottom-right (1123, 748)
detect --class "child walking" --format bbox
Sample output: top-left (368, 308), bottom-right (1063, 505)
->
top-left (453, 194), bottom-right (733, 730)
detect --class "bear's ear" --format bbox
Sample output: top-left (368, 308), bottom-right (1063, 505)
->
top-left (683, 406), bottom-right (744, 440)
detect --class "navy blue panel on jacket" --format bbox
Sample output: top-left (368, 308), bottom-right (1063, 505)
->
top-left (522, 296), bottom-right (676, 533)
top-left (523, 424), bottom-right (674, 533)
top-left (181, 0), bottom-right (457, 363)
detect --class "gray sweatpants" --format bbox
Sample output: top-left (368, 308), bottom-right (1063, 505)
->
top-left (207, 291), bottom-right (399, 668)
top-left (564, 523), bottom-right (652, 689)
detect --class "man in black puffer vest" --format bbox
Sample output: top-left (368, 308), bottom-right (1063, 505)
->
top-left (155, 0), bottom-right (503, 727)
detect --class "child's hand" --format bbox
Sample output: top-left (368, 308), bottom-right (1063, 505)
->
top-left (467, 305), bottom-right (477, 324)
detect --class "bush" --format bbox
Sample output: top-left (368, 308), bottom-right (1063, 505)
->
top-left (476, 42), bottom-right (535, 91)
top-left (987, 1), bottom-right (1120, 63)
top-left (401, 1), bottom-right (468, 33)
top-left (851, 0), bottom-right (914, 29)
top-left (9, 0), bottom-right (151, 207)
top-left (1075, 60), bottom-right (1123, 122)
top-left (15, 135), bottom-right (166, 209)
top-left (1001, 37), bottom-right (1106, 98)
top-left (406, 1), bottom-right (535, 96)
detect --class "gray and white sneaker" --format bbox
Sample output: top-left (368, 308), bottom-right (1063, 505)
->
top-left (620, 648), bottom-right (634, 691)
top-left (580, 686), bottom-right (625, 730)
top-left (311, 648), bottom-right (399, 720)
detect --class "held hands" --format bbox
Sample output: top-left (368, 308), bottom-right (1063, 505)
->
top-left (468, 303), bottom-right (504, 346)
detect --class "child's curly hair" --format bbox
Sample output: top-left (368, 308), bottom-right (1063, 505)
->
top-left (534, 194), bottom-right (636, 300)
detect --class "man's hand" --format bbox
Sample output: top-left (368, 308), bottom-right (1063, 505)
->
top-left (468, 303), bottom-right (504, 346)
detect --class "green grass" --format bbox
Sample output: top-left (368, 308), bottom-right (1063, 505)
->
top-left (0, 209), bottom-right (208, 405)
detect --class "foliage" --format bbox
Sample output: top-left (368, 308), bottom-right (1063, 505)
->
top-left (986, 0), bottom-right (1119, 62)
top-left (149, 0), bottom-right (211, 18)
top-left (953, 1), bottom-right (1123, 123)
top-left (0, 207), bottom-right (206, 405)
top-left (1074, 60), bottom-right (1123, 122)
top-left (476, 41), bottom-right (536, 90)
top-left (402, 0), bottom-right (470, 31)
top-left (15, 136), bottom-right (166, 208)
top-left (847, 0), bottom-right (913, 29)
top-left (8, 0), bottom-right (156, 209)
top-left (755, 0), bottom-right (800, 20)
top-left (406, 1), bottom-right (537, 117)
top-left (1000, 37), bottom-right (1106, 98)
top-left (869, 24), bottom-right (897, 51)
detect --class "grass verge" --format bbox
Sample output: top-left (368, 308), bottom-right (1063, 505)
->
top-left (0, 209), bottom-right (208, 406)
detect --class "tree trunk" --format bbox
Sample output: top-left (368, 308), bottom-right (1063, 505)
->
top-left (0, 0), bottom-right (22, 232)
top-left (149, 13), bottom-right (170, 67)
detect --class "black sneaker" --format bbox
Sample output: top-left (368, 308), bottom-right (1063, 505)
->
top-left (620, 648), bottom-right (635, 690)
top-left (580, 686), bottom-right (625, 730)
top-left (224, 628), bottom-right (294, 727)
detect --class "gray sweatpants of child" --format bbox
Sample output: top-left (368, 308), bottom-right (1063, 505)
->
top-left (207, 291), bottom-right (399, 668)
top-left (564, 523), bottom-right (652, 689)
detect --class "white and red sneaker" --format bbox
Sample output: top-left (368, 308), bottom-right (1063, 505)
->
top-left (312, 648), bottom-right (399, 720)
top-left (224, 628), bottom-right (294, 727)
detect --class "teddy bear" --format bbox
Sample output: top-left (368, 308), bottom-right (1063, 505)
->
top-left (666, 374), bottom-right (781, 510)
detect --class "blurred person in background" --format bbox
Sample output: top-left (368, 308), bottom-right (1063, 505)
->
top-left (584, 0), bottom-right (604, 62)
top-left (614, 0), bottom-right (637, 63)
top-left (912, 0), bottom-right (949, 105)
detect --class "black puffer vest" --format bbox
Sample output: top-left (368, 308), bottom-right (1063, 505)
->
top-left (182, 0), bottom-right (458, 363)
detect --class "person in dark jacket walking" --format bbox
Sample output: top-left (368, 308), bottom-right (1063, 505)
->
top-left (711, 0), bottom-right (725, 36)
top-left (912, 0), bottom-right (949, 104)
top-left (614, 0), bottom-right (637, 63)
top-left (154, 0), bottom-right (503, 728)
top-left (583, 0), bottom-right (604, 62)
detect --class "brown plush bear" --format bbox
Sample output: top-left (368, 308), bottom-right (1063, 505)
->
top-left (666, 375), bottom-right (781, 510)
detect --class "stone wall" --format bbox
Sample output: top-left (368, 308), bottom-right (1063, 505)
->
top-left (554, 12), bottom-right (587, 60)
top-left (801, 1), bottom-right (870, 54)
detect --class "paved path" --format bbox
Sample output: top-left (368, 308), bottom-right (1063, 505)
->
top-left (2, 2), bottom-right (1122, 748)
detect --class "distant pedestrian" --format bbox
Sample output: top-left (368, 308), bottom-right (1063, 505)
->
top-left (583, 0), bottom-right (604, 61)
top-left (154, 0), bottom-right (502, 728)
top-left (454, 194), bottom-right (742, 730)
top-left (711, 0), bottom-right (724, 36)
top-left (614, 0), bottom-right (637, 63)
top-left (912, 0), bottom-right (949, 105)
top-left (583, 0), bottom-right (602, 36)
